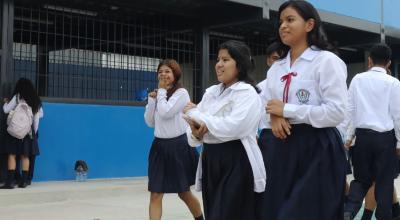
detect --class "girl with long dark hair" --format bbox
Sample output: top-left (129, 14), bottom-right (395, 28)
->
top-left (1, 78), bottom-right (43, 189)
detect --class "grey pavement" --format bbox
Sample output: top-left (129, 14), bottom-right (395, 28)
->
top-left (1, 176), bottom-right (399, 220)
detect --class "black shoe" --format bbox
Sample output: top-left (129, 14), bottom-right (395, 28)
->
top-left (18, 181), bottom-right (28, 188)
top-left (0, 170), bottom-right (16, 189)
top-left (344, 211), bottom-right (354, 220)
top-left (18, 171), bottom-right (29, 188)
top-left (27, 180), bottom-right (31, 185)
top-left (0, 184), bottom-right (15, 189)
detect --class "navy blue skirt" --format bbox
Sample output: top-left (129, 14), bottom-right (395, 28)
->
top-left (261, 124), bottom-right (346, 220)
top-left (148, 134), bottom-right (199, 193)
top-left (202, 140), bottom-right (256, 220)
top-left (3, 132), bottom-right (39, 156)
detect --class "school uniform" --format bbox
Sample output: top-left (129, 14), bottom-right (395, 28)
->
top-left (144, 88), bottom-right (199, 193)
top-left (257, 78), bottom-right (273, 162)
top-left (344, 67), bottom-right (400, 220)
top-left (186, 81), bottom-right (266, 220)
top-left (255, 79), bottom-right (275, 219)
top-left (261, 47), bottom-right (348, 220)
top-left (337, 115), bottom-right (353, 176)
top-left (3, 95), bottom-right (43, 157)
top-left (1, 94), bottom-right (43, 188)
top-left (0, 111), bottom-right (8, 183)
top-left (257, 79), bottom-right (270, 132)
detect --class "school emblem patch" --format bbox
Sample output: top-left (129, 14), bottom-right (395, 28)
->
top-left (296, 89), bottom-right (310, 104)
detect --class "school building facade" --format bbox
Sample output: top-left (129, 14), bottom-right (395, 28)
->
top-left (0, 0), bottom-right (399, 181)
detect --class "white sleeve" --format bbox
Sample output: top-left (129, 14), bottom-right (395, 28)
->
top-left (144, 97), bottom-right (156, 128)
top-left (3, 95), bottom-right (17, 113)
top-left (259, 81), bottom-right (270, 127)
top-left (283, 56), bottom-right (347, 128)
top-left (33, 107), bottom-right (44, 133)
top-left (257, 79), bottom-right (266, 93)
top-left (389, 80), bottom-right (400, 149)
top-left (345, 80), bottom-right (356, 142)
top-left (185, 92), bottom-right (207, 147)
top-left (334, 84), bottom-right (351, 143)
top-left (188, 89), bottom-right (261, 141)
top-left (264, 77), bottom-right (272, 125)
top-left (259, 80), bottom-right (268, 104)
top-left (156, 88), bottom-right (189, 119)
top-left (336, 119), bottom-right (347, 144)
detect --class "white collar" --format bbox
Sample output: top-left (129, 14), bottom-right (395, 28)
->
top-left (207, 81), bottom-right (251, 97)
top-left (277, 46), bottom-right (320, 65)
top-left (369, 66), bottom-right (387, 74)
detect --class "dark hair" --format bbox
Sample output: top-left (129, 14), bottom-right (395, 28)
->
top-left (277, 0), bottom-right (334, 58)
top-left (266, 41), bottom-right (284, 58)
top-left (12, 78), bottom-right (42, 114)
top-left (157, 59), bottom-right (183, 100)
top-left (369, 43), bottom-right (392, 66)
top-left (218, 40), bottom-right (260, 93)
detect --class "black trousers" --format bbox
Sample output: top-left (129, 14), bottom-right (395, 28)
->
top-left (345, 128), bottom-right (397, 220)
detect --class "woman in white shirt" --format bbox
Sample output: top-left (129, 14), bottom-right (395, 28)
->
top-left (184, 40), bottom-right (266, 220)
top-left (1, 78), bottom-right (43, 189)
top-left (260, 1), bottom-right (348, 219)
top-left (144, 59), bottom-right (203, 220)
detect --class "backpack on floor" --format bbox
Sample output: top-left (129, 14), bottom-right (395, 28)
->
top-left (74, 160), bottom-right (89, 172)
top-left (7, 102), bottom-right (33, 139)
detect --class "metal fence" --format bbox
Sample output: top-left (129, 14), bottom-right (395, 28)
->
top-left (12, 1), bottom-right (272, 103)
top-left (13, 2), bottom-right (200, 102)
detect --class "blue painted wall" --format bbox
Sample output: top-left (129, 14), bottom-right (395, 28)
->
top-left (13, 59), bottom-right (158, 101)
top-left (34, 102), bottom-right (154, 181)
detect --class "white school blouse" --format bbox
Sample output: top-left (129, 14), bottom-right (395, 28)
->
top-left (3, 94), bottom-right (44, 133)
top-left (186, 81), bottom-right (266, 193)
top-left (263, 47), bottom-right (348, 128)
top-left (144, 88), bottom-right (190, 138)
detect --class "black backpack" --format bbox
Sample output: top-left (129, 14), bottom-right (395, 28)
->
top-left (74, 160), bottom-right (89, 172)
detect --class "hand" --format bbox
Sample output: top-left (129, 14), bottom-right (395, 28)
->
top-left (396, 148), bottom-right (400, 158)
top-left (3, 98), bottom-right (9, 103)
top-left (191, 123), bottom-right (208, 140)
top-left (344, 140), bottom-right (352, 150)
top-left (344, 137), bottom-right (355, 150)
top-left (266, 99), bottom-right (285, 117)
top-left (183, 115), bottom-right (200, 129)
top-left (270, 114), bottom-right (291, 139)
top-left (148, 89), bottom-right (157, 99)
top-left (183, 102), bottom-right (197, 114)
top-left (158, 75), bottom-right (170, 89)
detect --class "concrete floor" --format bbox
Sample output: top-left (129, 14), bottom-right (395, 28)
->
top-left (1, 177), bottom-right (399, 220)
top-left (0, 177), bottom-right (202, 220)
